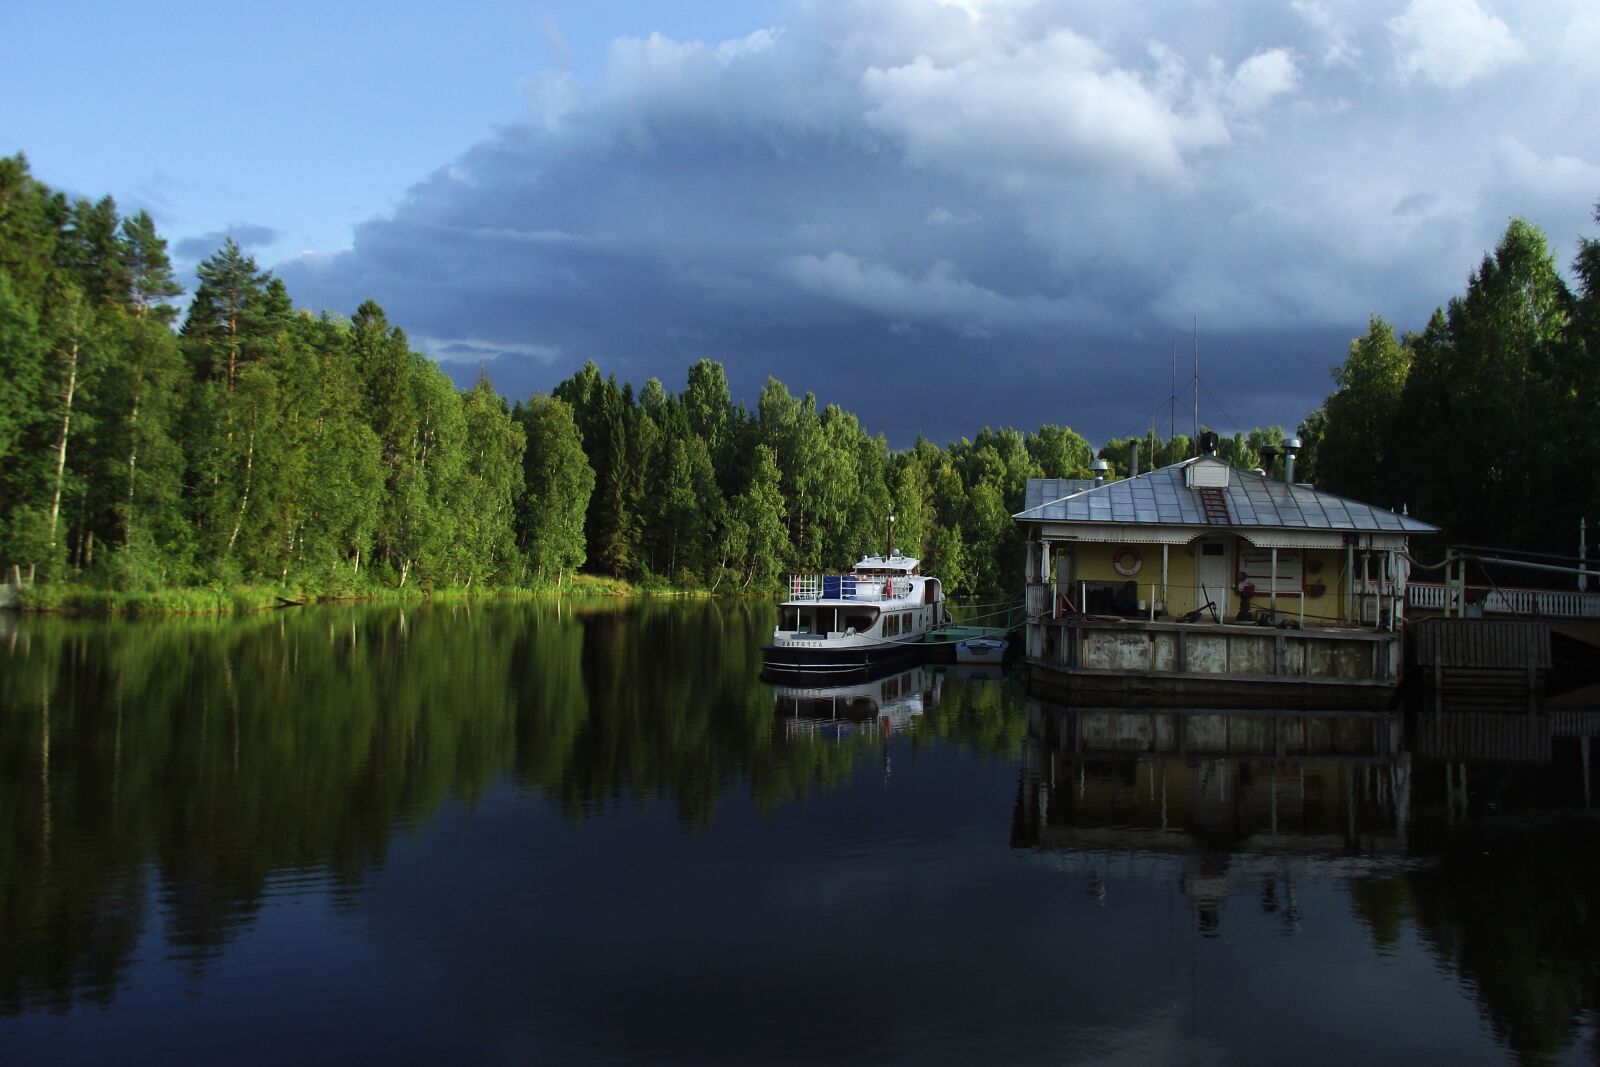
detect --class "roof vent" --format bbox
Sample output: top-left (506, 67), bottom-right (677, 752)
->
top-left (1091, 458), bottom-right (1110, 487)
top-left (1185, 457), bottom-right (1231, 489)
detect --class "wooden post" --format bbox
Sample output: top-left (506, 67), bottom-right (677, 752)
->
top-left (1346, 543), bottom-right (1355, 623)
top-left (1161, 544), bottom-right (1170, 615)
top-left (1270, 547), bottom-right (1278, 618)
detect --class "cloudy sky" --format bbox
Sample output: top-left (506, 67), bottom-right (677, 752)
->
top-left (4, 0), bottom-right (1597, 446)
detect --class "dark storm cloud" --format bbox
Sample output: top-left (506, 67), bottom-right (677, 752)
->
top-left (278, 0), bottom-right (1600, 446)
top-left (175, 223), bottom-right (284, 261)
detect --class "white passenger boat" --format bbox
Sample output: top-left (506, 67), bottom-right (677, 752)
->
top-left (761, 551), bottom-right (948, 680)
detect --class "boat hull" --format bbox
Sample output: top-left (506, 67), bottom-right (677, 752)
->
top-left (954, 637), bottom-right (1009, 665)
top-left (760, 640), bottom-right (924, 683)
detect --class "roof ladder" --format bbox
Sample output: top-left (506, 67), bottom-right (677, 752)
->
top-left (1198, 486), bottom-right (1232, 525)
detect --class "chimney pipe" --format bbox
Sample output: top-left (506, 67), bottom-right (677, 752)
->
top-left (1091, 458), bottom-right (1109, 488)
top-left (1129, 442), bottom-right (1139, 479)
top-left (1284, 435), bottom-right (1302, 485)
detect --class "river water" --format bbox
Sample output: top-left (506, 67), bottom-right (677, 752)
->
top-left (0, 601), bottom-right (1596, 1064)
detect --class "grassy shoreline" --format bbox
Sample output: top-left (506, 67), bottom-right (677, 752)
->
top-left (7, 574), bottom-right (727, 617)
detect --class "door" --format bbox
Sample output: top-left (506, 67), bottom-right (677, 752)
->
top-left (1195, 538), bottom-right (1230, 620)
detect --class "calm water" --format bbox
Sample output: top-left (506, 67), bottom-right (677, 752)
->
top-left (1, 601), bottom-right (1596, 1065)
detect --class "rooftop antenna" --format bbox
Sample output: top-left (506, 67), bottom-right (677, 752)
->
top-left (1191, 317), bottom-right (1199, 457)
top-left (1170, 340), bottom-right (1177, 442)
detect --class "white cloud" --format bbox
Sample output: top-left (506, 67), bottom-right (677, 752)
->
top-left (1291, 1), bottom-right (1360, 67)
top-left (1488, 136), bottom-right (1600, 207)
top-left (1227, 48), bottom-right (1300, 112)
top-left (1388, 0), bottom-right (1525, 89)
top-left (861, 29), bottom-right (1230, 181)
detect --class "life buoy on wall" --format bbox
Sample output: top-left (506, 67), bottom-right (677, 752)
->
top-left (1112, 547), bottom-right (1143, 577)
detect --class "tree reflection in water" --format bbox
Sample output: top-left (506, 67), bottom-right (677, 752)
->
top-left (1, 607), bottom-right (1596, 1063)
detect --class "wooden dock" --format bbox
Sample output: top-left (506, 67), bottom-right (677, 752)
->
top-left (1407, 619), bottom-right (1550, 711)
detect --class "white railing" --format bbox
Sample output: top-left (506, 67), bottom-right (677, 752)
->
top-left (1408, 583), bottom-right (1446, 610)
top-left (1407, 581), bottom-right (1600, 619)
top-left (786, 574), bottom-right (912, 601)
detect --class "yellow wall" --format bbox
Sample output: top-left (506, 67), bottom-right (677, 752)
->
top-left (1051, 538), bottom-right (1349, 624)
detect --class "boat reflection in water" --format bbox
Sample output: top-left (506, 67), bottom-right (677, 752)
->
top-left (772, 666), bottom-right (943, 741)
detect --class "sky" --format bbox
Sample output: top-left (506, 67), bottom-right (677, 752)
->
top-left (4, 0), bottom-right (1598, 447)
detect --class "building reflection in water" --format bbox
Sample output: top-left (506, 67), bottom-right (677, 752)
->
top-left (1013, 693), bottom-right (1600, 1063)
top-left (1013, 703), bottom-right (1416, 936)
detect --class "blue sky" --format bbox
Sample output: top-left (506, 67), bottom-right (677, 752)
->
top-left (4, 0), bottom-right (1597, 446)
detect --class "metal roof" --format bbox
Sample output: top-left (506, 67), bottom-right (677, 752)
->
top-left (1015, 459), bottom-right (1438, 534)
top-left (1023, 478), bottom-right (1098, 512)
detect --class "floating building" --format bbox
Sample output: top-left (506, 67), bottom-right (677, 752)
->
top-left (1014, 442), bottom-right (1438, 709)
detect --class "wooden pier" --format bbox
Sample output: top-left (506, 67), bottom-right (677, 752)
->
top-left (1407, 618), bottom-right (1550, 711)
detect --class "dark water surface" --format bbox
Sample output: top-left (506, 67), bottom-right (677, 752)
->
top-left (1, 601), bottom-right (1597, 1064)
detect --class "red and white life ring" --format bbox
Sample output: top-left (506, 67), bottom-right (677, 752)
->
top-left (1112, 547), bottom-right (1143, 577)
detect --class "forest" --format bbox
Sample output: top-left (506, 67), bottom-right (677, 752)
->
top-left (1, 152), bottom-right (1597, 603)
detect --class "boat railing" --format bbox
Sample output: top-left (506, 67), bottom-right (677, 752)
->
top-left (786, 574), bottom-right (914, 601)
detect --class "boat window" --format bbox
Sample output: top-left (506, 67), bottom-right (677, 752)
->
top-left (779, 608), bottom-right (800, 632)
top-left (842, 611), bottom-right (876, 633)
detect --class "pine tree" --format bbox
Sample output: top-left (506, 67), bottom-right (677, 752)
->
top-left (120, 210), bottom-right (183, 323)
top-left (182, 238), bottom-right (270, 391)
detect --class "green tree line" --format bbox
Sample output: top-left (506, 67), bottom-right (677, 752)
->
top-left (0, 155), bottom-right (1128, 596)
top-left (1, 155), bottom-right (541, 594)
top-left (6, 153), bottom-right (1593, 599)
top-left (1310, 212), bottom-right (1600, 556)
